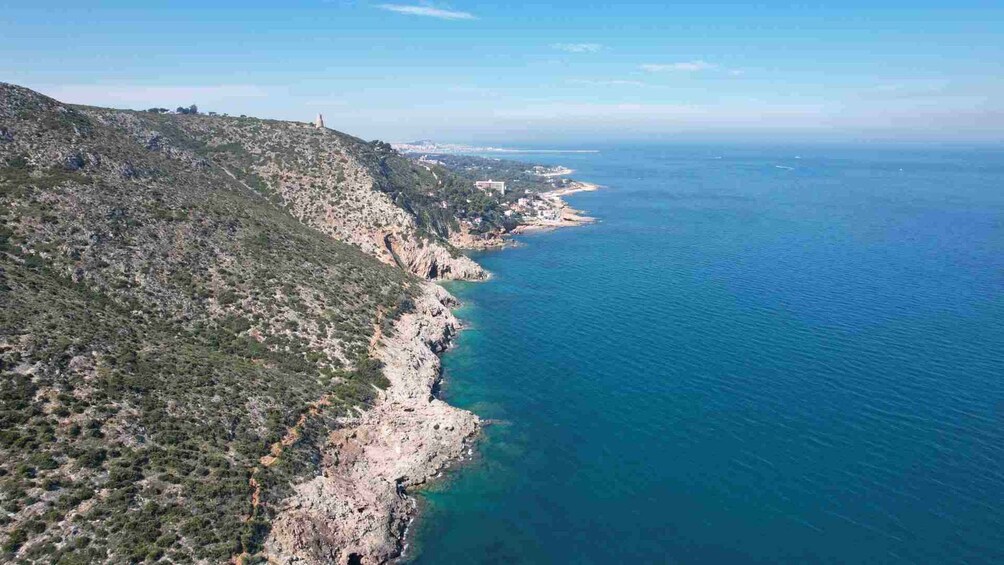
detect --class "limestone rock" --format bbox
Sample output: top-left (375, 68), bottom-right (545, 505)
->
top-left (264, 282), bottom-right (480, 564)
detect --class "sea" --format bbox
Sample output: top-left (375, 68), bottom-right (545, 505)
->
top-left (407, 143), bottom-right (1004, 564)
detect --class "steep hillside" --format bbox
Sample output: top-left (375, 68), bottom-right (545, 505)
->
top-left (0, 83), bottom-right (476, 563)
top-left (75, 106), bottom-right (488, 280)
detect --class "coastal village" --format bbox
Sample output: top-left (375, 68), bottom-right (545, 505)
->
top-left (413, 153), bottom-right (599, 235)
top-left (468, 171), bottom-right (598, 232)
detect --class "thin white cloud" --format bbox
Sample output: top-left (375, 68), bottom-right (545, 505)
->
top-left (640, 61), bottom-right (716, 72)
top-left (568, 79), bottom-right (646, 87)
top-left (551, 43), bottom-right (603, 53)
top-left (377, 4), bottom-right (476, 20)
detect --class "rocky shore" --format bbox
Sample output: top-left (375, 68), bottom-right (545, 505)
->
top-left (263, 283), bottom-right (480, 564)
top-left (449, 180), bottom-right (603, 246)
top-left (511, 181), bottom-right (601, 234)
top-left (262, 181), bottom-right (599, 564)
top-left (0, 83), bottom-right (595, 563)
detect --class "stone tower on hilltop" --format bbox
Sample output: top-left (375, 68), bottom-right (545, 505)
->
top-left (314, 113), bottom-right (324, 129)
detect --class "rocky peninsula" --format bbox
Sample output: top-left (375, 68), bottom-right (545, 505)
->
top-left (512, 181), bottom-right (601, 233)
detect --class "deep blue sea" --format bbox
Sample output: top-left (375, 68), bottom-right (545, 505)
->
top-left (409, 144), bottom-right (1004, 564)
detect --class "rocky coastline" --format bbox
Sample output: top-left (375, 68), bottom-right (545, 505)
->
top-left (510, 181), bottom-right (601, 234)
top-left (262, 180), bottom-right (599, 564)
top-left (0, 82), bottom-right (597, 563)
top-left (452, 180), bottom-right (603, 246)
top-left (263, 283), bottom-right (479, 564)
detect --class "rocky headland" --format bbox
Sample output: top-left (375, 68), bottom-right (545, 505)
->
top-left (258, 189), bottom-right (601, 564)
top-left (511, 181), bottom-right (601, 234)
top-left (0, 82), bottom-right (593, 564)
top-left (259, 186), bottom-right (602, 564)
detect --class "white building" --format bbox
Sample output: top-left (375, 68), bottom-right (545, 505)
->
top-left (474, 180), bottom-right (506, 195)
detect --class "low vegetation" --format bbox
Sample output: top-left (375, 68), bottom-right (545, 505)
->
top-left (412, 153), bottom-right (564, 195)
top-left (0, 83), bottom-right (420, 562)
top-left (356, 141), bottom-right (516, 236)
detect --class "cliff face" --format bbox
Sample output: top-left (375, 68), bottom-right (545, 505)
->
top-left (385, 233), bottom-right (487, 280)
top-left (0, 83), bottom-right (480, 563)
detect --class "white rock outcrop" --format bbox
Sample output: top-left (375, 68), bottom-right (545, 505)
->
top-left (264, 283), bottom-right (480, 564)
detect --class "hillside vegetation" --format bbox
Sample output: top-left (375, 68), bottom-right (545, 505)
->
top-left (73, 107), bottom-right (498, 278)
top-left (0, 83), bottom-right (469, 562)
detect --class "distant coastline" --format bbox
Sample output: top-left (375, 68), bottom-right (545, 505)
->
top-left (511, 181), bottom-right (601, 234)
top-left (393, 140), bottom-right (598, 155)
top-left (400, 147), bottom-right (603, 248)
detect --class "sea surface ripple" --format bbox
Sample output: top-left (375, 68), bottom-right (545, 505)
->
top-left (409, 144), bottom-right (1004, 564)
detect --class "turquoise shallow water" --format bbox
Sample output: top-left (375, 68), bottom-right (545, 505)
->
top-left (408, 144), bottom-right (1004, 564)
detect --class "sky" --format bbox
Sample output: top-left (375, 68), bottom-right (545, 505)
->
top-left (2, 1), bottom-right (1003, 144)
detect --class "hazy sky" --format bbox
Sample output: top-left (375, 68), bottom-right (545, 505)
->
top-left (3, 1), bottom-right (1003, 144)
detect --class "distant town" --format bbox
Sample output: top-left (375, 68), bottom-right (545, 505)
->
top-left (410, 152), bottom-right (595, 231)
top-left (392, 140), bottom-right (598, 155)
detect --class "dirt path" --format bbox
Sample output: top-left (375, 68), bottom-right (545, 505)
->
top-left (369, 308), bottom-right (385, 355)
top-left (233, 305), bottom-right (389, 562)
top-left (230, 393), bottom-right (335, 564)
